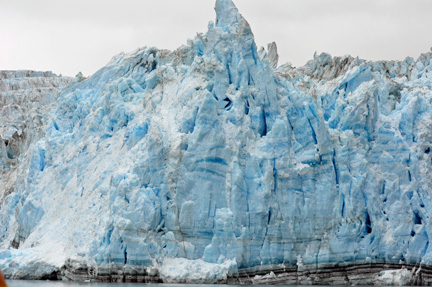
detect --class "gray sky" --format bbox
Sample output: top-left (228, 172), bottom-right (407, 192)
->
top-left (1, 0), bottom-right (432, 77)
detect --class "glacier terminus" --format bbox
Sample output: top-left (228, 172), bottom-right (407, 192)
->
top-left (1, 0), bottom-right (432, 285)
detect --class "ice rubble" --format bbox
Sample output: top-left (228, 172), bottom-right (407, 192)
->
top-left (374, 267), bottom-right (414, 286)
top-left (1, 0), bottom-right (432, 284)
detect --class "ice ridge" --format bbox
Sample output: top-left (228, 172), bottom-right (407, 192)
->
top-left (1, 1), bottom-right (432, 285)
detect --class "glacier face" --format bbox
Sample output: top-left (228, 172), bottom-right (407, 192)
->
top-left (0, 70), bottom-right (74, 209)
top-left (1, 0), bottom-right (432, 284)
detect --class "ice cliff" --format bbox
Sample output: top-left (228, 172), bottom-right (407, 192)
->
top-left (0, 71), bottom-right (74, 204)
top-left (1, 0), bottom-right (432, 284)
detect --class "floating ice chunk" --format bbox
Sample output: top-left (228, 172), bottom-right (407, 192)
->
top-left (374, 268), bottom-right (413, 286)
top-left (159, 258), bottom-right (237, 283)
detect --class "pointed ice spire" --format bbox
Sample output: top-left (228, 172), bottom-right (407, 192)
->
top-left (266, 42), bottom-right (279, 68)
top-left (215, 0), bottom-right (251, 34)
top-left (215, 0), bottom-right (239, 27)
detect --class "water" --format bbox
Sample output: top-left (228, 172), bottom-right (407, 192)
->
top-left (7, 282), bottom-right (216, 287)
top-left (3, 282), bottom-right (375, 287)
top-left (7, 282), bottom-right (249, 287)
top-left (8, 282), bottom-right (227, 287)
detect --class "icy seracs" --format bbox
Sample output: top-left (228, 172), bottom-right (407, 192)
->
top-left (1, 0), bottom-right (432, 284)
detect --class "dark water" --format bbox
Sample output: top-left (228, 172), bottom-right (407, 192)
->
top-left (7, 282), bottom-right (250, 287)
top-left (8, 282), bottom-right (222, 287)
top-left (3, 283), bottom-right (383, 287)
top-left (8, 282), bottom-right (233, 287)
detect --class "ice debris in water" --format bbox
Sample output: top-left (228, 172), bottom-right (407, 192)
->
top-left (1, 0), bottom-right (432, 284)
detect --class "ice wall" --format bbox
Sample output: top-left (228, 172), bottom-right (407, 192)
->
top-left (0, 71), bottom-right (74, 210)
top-left (1, 0), bottom-right (432, 284)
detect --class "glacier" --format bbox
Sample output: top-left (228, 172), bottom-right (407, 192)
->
top-left (1, 0), bottom-right (432, 284)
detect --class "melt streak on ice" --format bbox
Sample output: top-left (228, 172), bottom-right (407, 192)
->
top-left (1, 0), bottom-right (432, 284)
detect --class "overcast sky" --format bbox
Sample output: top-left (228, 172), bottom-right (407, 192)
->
top-left (1, 0), bottom-right (432, 77)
